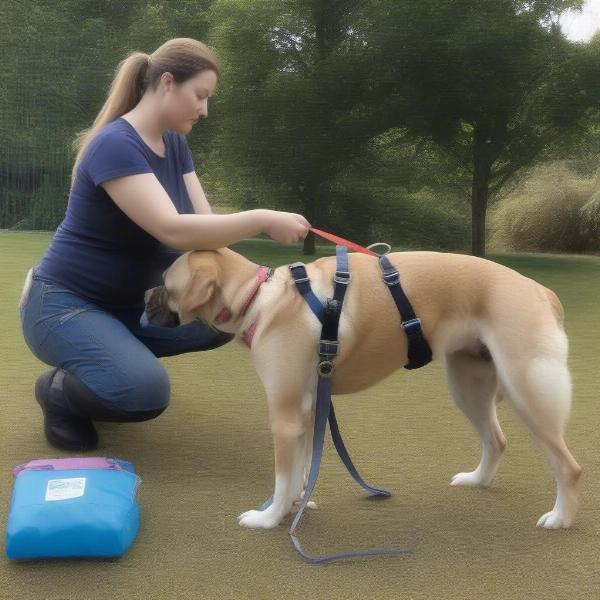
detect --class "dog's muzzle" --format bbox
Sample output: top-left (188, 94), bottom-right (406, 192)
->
top-left (141, 286), bottom-right (181, 328)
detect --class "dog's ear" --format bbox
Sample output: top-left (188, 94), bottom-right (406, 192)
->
top-left (178, 266), bottom-right (219, 325)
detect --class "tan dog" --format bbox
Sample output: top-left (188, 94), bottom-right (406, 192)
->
top-left (145, 247), bottom-right (581, 530)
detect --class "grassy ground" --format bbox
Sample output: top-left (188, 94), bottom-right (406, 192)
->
top-left (1, 231), bottom-right (599, 600)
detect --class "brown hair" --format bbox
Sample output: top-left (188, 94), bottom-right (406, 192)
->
top-left (71, 38), bottom-right (220, 183)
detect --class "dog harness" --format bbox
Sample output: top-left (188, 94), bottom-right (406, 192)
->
top-left (257, 245), bottom-right (431, 563)
top-left (289, 247), bottom-right (432, 372)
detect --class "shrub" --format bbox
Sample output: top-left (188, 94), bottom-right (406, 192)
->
top-left (490, 163), bottom-right (600, 253)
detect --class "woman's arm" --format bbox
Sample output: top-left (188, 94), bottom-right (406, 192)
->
top-left (102, 173), bottom-right (308, 250)
top-left (183, 171), bottom-right (212, 215)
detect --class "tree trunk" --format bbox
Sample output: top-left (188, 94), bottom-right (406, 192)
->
top-left (302, 2), bottom-right (333, 257)
top-left (471, 128), bottom-right (494, 257)
top-left (302, 183), bottom-right (318, 255)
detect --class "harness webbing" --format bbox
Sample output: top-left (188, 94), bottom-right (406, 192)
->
top-left (255, 246), bottom-right (424, 563)
top-left (288, 262), bottom-right (324, 322)
top-left (378, 255), bottom-right (433, 370)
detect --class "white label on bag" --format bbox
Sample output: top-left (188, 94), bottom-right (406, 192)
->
top-left (45, 478), bottom-right (86, 501)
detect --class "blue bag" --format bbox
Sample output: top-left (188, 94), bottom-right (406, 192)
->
top-left (5, 457), bottom-right (141, 560)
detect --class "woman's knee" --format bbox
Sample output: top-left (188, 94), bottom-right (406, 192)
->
top-left (85, 360), bottom-right (171, 413)
top-left (61, 370), bottom-right (169, 423)
top-left (123, 364), bottom-right (171, 412)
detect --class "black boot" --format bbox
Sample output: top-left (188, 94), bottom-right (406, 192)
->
top-left (62, 373), bottom-right (167, 423)
top-left (35, 369), bottom-right (168, 451)
top-left (35, 369), bottom-right (99, 451)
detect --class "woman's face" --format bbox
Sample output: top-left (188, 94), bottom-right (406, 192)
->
top-left (160, 68), bottom-right (218, 134)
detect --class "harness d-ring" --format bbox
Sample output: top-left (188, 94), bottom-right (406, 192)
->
top-left (367, 242), bottom-right (392, 256)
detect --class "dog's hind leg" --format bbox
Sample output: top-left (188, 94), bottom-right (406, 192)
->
top-left (488, 328), bottom-right (581, 529)
top-left (445, 348), bottom-right (506, 487)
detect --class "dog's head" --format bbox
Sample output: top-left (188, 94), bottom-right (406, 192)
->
top-left (144, 248), bottom-right (249, 329)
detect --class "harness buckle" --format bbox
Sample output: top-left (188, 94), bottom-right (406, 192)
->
top-left (289, 262), bottom-right (309, 283)
top-left (319, 339), bottom-right (339, 357)
top-left (317, 360), bottom-right (335, 378)
top-left (382, 270), bottom-right (400, 286)
top-left (402, 318), bottom-right (422, 338)
top-left (334, 271), bottom-right (352, 284)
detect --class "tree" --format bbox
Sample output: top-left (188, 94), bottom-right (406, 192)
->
top-left (210, 0), bottom-right (404, 253)
top-left (210, 0), bottom-right (600, 256)
top-left (0, 0), bottom-right (214, 228)
top-left (369, 0), bottom-right (600, 255)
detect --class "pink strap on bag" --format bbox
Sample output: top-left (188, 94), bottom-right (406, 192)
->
top-left (13, 457), bottom-right (124, 478)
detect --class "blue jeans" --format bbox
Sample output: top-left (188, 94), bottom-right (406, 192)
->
top-left (20, 271), bottom-right (234, 413)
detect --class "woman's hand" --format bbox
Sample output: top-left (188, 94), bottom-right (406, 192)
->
top-left (260, 210), bottom-right (311, 244)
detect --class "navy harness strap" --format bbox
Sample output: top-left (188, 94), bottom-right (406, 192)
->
top-left (378, 255), bottom-right (433, 370)
top-left (316, 246), bottom-right (349, 376)
top-left (316, 246), bottom-right (386, 494)
top-left (288, 376), bottom-right (420, 563)
top-left (268, 245), bottom-right (420, 563)
top-left (289, 262), bottom-right (325, 323)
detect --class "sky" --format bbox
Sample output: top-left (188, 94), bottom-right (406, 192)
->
top-left (559, 0), bottom-right (600, 41)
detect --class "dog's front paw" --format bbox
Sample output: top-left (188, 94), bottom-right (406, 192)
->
top-left (238, 508), bottom-right (283, 529)
top-left (536, 510), bottom-right (572, 529)
top-left (450, 470), bottom-right (490, 487)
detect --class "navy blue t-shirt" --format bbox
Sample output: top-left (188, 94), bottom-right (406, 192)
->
top-left (36, 117), bottom-right (196, 310)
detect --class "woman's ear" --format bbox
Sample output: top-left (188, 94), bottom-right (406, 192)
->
top-left (178, 266), bottom-right (219, 325)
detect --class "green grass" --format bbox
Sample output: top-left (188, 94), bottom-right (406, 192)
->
top-left (1, 231), bottom-right (600, 599)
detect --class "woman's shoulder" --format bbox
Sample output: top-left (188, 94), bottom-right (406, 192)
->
top-left (78, 119), bottom-right (150, 176)
top-left (78, 119), bottom-right (154, 185)
top-left (86, 118), bottom-right (142, 156)
top-left (89, 121), bottom-right (183, 158)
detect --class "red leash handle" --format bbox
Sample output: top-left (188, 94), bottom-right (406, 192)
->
top-left (309, 227), bottom-right (378, 256)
